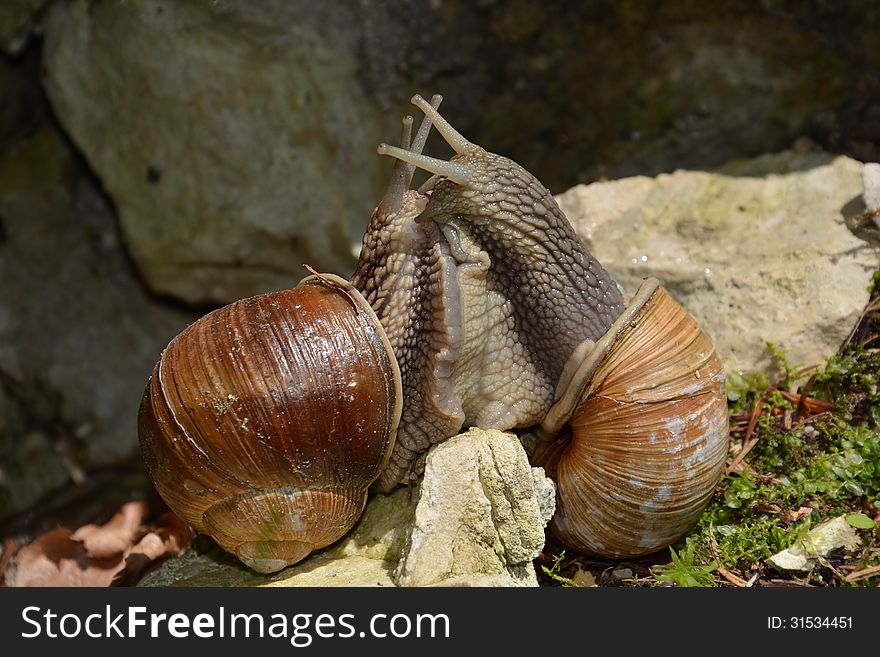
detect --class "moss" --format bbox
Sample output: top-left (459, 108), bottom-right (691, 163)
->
top-left (680, 346), bottom-right (880, 586)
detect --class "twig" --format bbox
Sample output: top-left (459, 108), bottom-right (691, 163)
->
top-left (845, 294), bottom-right (880, 346)
top-left (789, 363), bottom-right (823, 380)
top-left (725, 387), bottom-right (770, 474)
top-left (843, 564), bottom-right (880, 583)
top-left (717, 566), bottom-right (749, 587)
top-left (861, 332), bottom-right (880, 347)
top-left (778, 389), bottom-right (835, 414)
top-left (819, 558), bottom-right (850, 584)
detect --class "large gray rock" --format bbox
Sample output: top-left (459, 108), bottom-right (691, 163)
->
top-left (0, 128), bottom-right (196, 522)
top-left (0, 0), bottom-right (48, 54)
top-left (555, 151), bottom-right (878, 376)
top-left (42, 0), bottom-right (387, 305)
top-left (40, 1), bottom-right (879, 304)
top-left (395, 428), bottom-right (555, 587)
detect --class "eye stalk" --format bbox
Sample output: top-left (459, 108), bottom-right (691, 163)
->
top-left (377, 94), bottom-right (478, 187)
top-left (378, 94), bottom-right (445, 214)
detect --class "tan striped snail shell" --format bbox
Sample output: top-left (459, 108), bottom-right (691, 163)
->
top-left (137, 274), bottom-right (401, 573)
top-left (531, 279), bottom-right (729, 557)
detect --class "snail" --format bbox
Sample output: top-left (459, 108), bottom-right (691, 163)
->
top-left (137, 275), bottom-right (401, 574)
top-left (138, 94), bottom-right (729, 573)
top-left (530, 279), bottom-right (728, 557)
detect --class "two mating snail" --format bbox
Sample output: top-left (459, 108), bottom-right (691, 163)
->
top-left (137, 95), bottom-right (729, 574)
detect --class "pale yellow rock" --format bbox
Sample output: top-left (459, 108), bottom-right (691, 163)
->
top-left (766, 516), bottom-right (863, 573)
top-left (556, 151), bottom-right (878, 376)
top-left (394, 428), bottom-right (555, 587)
top-left (140, 488), bottom-right (415, 587)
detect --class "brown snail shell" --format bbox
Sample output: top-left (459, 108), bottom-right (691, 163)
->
top-left (532, 278), bottom-right (729, 558)
top-left (137, 273), bottom-right (401, 573)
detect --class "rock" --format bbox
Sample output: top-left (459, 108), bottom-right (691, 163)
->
top-left (0, 0), bottom-right (48, 55)
top-left (611, 568), bottom-right (634, 581)
top-left (140, 487), bottom-right (416, 587)
top-left (0, 37), bottom-right (47, 151)
top-left (39, 2), bottom-right (880, 304)
top-left (863, 163), bottom-right (880, 211)
top-left (141, 429), bottom-right (554, 587)
top-left (41, 0), bottom-right (387, 305)
top-left (556, 151), bottom-right (878, 376)
top-left (570, 567), bottom-right (597, 587)
top-left (767, 516), bottom-right (863, 573)
top-left (395, 428), bottom-right (554, 587)
top-left (0, 128), bottom-right (196, 522)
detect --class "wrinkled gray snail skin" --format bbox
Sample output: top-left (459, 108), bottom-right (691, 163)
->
top-left (138, 94), bottom-right (728, 573)
top-left (355, 95), bottom-right (626, 491)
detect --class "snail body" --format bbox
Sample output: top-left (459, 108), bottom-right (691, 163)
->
top-left (138, 95), bottom-right (728, 572)
top-left (360, 96), bottom-right (626, 490)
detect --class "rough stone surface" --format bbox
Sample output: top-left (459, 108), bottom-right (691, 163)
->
top-left (139, 488), bottom-right (416, 587)
top-left (395, 428), bottom-right (554, 587)
top-left (863, 163), bottom-right (880, 211)
top-left (0, 0), bottom-right (48, 55)
top-left (767, 516), bottom-right (862, 573)
top-left (0, 128), bottom-right (196, 522)
top-left (556, 151), bottom-right (878, 375)
top-left (42, 0), bottom-right (387, 304)
top-left (140, 429), bottom-right (553, 587)
top-left (39, 1), bottom-right (880, 303)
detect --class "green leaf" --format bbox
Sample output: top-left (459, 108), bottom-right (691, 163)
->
top-left (845, 513), bottom-right (875, 530)
top-left (653, 545), bottom-right (718, 587)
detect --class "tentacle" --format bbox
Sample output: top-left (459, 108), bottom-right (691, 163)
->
top-left (405, 94), bottom-right (443, 188)
top-left (377, 144), bottom-right (473, 186)
top-left (378, 115), bottom-right (414, 214)
top-left (410, 94), bottom-right (476, 155)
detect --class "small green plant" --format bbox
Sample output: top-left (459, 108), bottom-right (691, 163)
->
top-left (845, 513), bottom-right (875, 530)
top-left (653, 540), bottom-right (718, 587)
top-left (673, 343), bottom-right (880, 584)
top-left (540, 551), bottom-right (579, 587)
top-left (725, 369), bottom-right (769, 413)
top-left (766, 342), bottom-right (799, 389)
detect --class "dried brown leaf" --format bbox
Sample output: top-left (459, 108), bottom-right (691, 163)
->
top-left (71, 501), bottom-right (148, 559)
top-left (0, 538), bottom-right (19, 587)
top-left (111, 513), bottom-right (194, 586)
top-left (5, 503), bottom-right (194, 587)
top-left (156, 511), bottom-right (195, 554)
top-left (779, 506), bottom-right (813, 524)
top-left (6, 527), bottom-right (124, 587)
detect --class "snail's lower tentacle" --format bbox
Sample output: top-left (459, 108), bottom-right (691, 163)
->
top-left (377, 143), bottom-right (474, 186)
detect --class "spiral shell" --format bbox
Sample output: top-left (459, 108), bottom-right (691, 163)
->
top-left (533, 278), bottom-right (728, 557)
top-left (137, 274), bottom-right (401, 573)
